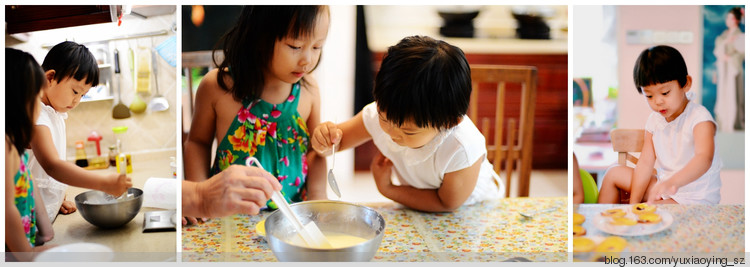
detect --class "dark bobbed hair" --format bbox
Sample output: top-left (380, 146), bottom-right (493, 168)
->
top-left (633, 45), bottom-right (688, 94)
top-left (214, 5), bottom-right (329, 102)
top-left (41, 41), bottom-right (99, 86)
top-left (6, 48), bottom-right (46, 155)
top-left (373, 35), bottom-right (471, 130)
top-left (729, 7), bottom-right (743, 26)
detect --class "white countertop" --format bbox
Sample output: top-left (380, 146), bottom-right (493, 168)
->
top-left (45, 150), bottom-right (177, 261)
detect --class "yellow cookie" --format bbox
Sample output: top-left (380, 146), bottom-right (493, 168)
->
top-left (573, 225), bottom-right (586, 236)
top-left (573, 213), bottom-right (586, 225)
top-left (609, 217), bottom-right (637, 226)
top-left (573, 237), bottom-right (596, 252)
top-left (595, 236), bottom-right (628, 252)
top-left (632, 203), bottom-right (656, 214)
top-left (601, 208), bottom-right (626, 218)
top-left (637, 213), bottom-right (662, 224)
top-left (255, 219), bottom-right (266, 237)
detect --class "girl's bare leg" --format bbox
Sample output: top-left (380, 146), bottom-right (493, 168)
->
top-left (598, 166), bottom-right (632, 203)
top-left (598, 166), bottom-right (659, 203)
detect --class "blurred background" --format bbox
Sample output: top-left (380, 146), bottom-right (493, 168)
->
top-left (572, 5), bottom-right (745, 204)
top-left (182, 5), bottom-right (569, 200)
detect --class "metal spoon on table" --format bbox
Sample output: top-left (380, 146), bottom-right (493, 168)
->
top-left (519, 207), bottom-right (557, 219)
top-left (328, 143), bottom-right (341, 198)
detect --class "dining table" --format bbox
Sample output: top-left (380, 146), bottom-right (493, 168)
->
top-left (182, 196), bottom-right (568, 262)
top-left (574, 204), bottom-right (744, 262)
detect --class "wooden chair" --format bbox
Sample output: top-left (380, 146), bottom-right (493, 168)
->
top-left (609, 128), bottom-right (658, 203)
top-left (609, 129), bottom-right (645, 166)
top-left (469, 65), bottom-right (537, 197)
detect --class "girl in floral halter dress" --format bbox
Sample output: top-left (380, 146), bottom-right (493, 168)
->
top-left (183, 6), bottom-right (329, 220)
top-left (5, 48), bottom-right (55, 261)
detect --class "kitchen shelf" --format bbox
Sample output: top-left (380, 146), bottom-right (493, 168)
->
top-left (81, 96), bottom-right (114, 103)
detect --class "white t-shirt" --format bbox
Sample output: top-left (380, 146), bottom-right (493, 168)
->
top-left (26, 102), bottom-right (68, 222)
top-left (645, 100), bottom-right (722, 204)
top-left (361, 102), bottom-right (503, 206)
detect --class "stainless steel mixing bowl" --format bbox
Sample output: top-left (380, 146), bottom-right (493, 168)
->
top-left (74, 188), bottom-right (143, 228)
top-left (265, 200), bottom-right (386, 262)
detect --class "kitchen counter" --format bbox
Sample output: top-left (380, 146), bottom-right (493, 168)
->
top-left (45, 150), bottom-right (177, 261)
top-left (182, 197), bottom-right (567, 262)
top-left (368, 26), bottom-right (567, 55)
top-left (574, 204), bottom-right (744, 261)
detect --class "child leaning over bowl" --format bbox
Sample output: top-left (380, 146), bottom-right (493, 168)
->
top-left (27, 41), bottom-right (132, 223)
top-left (598, 45), bottom-right (722, 204)
top-left (312, 35), bottom-right (504, 212)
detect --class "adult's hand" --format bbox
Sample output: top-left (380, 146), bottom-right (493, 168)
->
top-left (182, 165), bottom-right (281, 218)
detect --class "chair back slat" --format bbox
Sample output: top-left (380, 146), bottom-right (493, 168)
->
top-left (610, 129), bottom-right (645, 166)
top-left (469, 65), bottom-right (537, 197)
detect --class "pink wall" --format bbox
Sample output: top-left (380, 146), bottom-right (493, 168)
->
top-left (616, 6), bottom-right (703, 128)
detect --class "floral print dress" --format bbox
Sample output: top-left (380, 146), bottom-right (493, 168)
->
top-left (13, 152), bottom-right (37, 248)
top-left (210, 82), bottom-right (309, 209)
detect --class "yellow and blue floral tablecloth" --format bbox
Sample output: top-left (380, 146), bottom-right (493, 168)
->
top-left (574, 204), bottom-right (744, 261)
top-left (182, 197), bottom-right (567, 262)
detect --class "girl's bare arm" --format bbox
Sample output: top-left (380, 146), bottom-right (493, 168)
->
top-left (5, 141), bottom-right (48, 261)
top-left (32, 181), bottom-right (53, 242)
top-left (629, 131), bottom-right (657, 203)
top-left (311, 111), bottom-right (373, 155)
top-left (372, 152), bottom-right (483, 212)
top-left (184, 69), bottom-right (221, 182)
top-left (30, 126), bottom-right (130, 196)
top-left (301, 76), bottom-right (327, 200)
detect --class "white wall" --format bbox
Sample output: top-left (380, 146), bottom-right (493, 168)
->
top-left (316, 6), bottom-right (356, 181)
top-left (615, 6), bottom-right (743, 169)
top-left (616, 6), bottom-right (703, 129)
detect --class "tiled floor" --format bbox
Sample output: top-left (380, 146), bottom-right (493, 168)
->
top-left (331, 169), bottom-right (568, 204)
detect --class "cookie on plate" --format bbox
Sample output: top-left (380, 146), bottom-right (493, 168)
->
top-left (637, 212), bottom-right (662, 224)
top-left (595, 236), bottom-right (628, 252)
top-left (573, 225), bottom-right (586, 236)
top-left (573, 213), bottom-right (586, 225)
top-left (573, 237), bottom-right (596, 252)
top-left (609, 217), bottom-right (637, 226)
top-left (632, 203), bottom-right (656, 214)
top-left (600, 208), bottom-right (626, 218)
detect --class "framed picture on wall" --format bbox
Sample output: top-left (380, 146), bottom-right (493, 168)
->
top-left (702, 5), bottom-right (745, 132)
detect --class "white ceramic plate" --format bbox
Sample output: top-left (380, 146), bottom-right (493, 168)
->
top-left (34, 242), bottom-right (114, 262)
top-left (592, 208), bottom-right (674, 236)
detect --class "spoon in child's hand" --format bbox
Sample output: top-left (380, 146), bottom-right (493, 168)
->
top-left (327, 143), bottom-right (341, 198)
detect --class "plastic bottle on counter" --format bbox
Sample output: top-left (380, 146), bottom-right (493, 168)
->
top-left (74, 141), bottom-right (89, 167)
top-left (114, 139), bottom-right (132, 174)
top-left (108, 145), bottom-right (118, 167)
top-left (112, 126), bottom-right (128, 152)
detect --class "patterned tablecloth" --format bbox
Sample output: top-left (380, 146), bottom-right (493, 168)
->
top-left (182, 197), bottom-right (568, 262)
top-left (574, 204), bottom-right (744, 261)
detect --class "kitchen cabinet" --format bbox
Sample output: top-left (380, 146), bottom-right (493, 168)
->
top-left (5, 5), bottom-right (117, 34)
